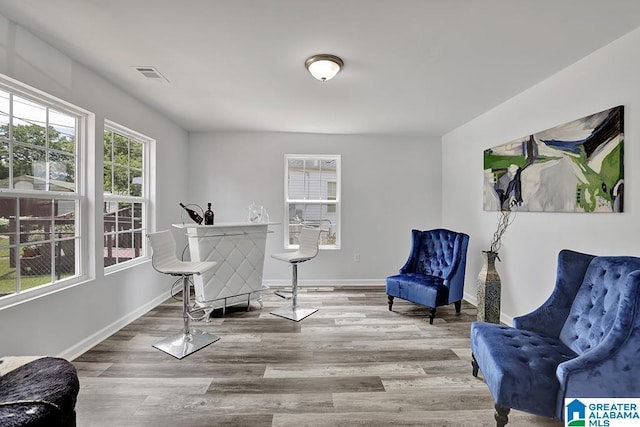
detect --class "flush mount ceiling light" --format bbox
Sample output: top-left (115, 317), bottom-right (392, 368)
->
top-left (305, 54), bottom-right (343, 82)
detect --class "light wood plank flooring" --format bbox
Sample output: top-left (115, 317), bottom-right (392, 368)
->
top-left (73, 287), bottom-right (562, 426)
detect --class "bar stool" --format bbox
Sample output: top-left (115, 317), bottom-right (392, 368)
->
top-left (147, 230), bottom-right (220, 359)
top-left (270, 226), bottom-right (321, 321)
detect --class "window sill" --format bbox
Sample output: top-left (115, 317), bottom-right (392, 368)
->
top-left (0, 274), bottom-right (92, 311)
top-left (104, 256), bottom-right (150, 275)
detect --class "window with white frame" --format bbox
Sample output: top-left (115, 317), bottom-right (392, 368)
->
top-left (284, 154), bottom-right (340, 249)
top-left (0, 77), bottom-right (87, 300)
top-left (103, 122), bottom-right (150, 268)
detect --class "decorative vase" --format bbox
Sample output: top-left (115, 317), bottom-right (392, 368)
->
top-left (477, 250), bottom-right (501, 324)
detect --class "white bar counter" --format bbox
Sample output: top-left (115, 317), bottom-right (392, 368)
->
top-left (172, 222), bottom-right (277, 311)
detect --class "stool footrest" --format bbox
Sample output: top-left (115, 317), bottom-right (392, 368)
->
top-left (274, 290), bottom-right (292, 299)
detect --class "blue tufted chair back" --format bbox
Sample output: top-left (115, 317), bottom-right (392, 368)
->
top-left (559, 256), bottom-right (640, 355)
top-left (407, 229), bottom-right (465, 281)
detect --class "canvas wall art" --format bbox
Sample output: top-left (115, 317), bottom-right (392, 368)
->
top-left (484, 105), bottom-right (624, 213)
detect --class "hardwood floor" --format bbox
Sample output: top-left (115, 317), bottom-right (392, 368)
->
top-left (73, 287), bottom-right (561, 426)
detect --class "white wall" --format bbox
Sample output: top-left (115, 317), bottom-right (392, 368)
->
top-left (442, 27), bottom-right (640, 323)
top-left (188, 131), bottom-right (442, 284)
top-left (0, 15), bottom-right (188, 357)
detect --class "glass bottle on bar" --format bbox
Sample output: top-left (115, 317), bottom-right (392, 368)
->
top-left (179, 202), bottom-right (203, 224)
top-left (204, 202), bottom-right (214, 225)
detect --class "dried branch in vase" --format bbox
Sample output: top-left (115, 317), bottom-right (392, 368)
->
top-left (489, 203), bottom-right (517, 254)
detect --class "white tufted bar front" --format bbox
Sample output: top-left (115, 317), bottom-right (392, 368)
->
top-left (173, 222), bottom-right (277, 313)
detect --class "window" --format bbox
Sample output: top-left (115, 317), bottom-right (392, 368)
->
top-left (284, 154), bottom-right (340, 249)
top-left (0, 78), bottom-right (87, 300)
top-left (327, 181), bottom-right (337, 213)
top-left (103, 121), bottom-right (150, 268)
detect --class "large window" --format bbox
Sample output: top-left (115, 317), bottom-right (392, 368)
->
top-left (0, 79), bottom-right (86, 300)
top-left (284, 154), bottom-right (340, 249)
top-left (103, 122), bottom-right (149, 268)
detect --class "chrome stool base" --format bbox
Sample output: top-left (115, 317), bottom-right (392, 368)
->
top-left (270, 228), bottom-right (321, 323)
top-left (153, 274), bottom-right (220, 359)
top-left (270, 306), bottom-right (318, 322)
top-left (153, 329), bottom-right (220, 359)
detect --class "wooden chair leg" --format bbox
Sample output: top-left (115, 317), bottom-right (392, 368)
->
top-left (454, 300), bottom-right (461, 313)
top-left (495, 404), bottom-right (510, 427)
top-left (429, 307), bottom-right (436, 324)
top-left (471, 354), bottom-right (479, 377)
top-left (387, 295), bottom-right (394, 311)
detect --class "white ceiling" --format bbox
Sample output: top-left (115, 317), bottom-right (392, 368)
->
top-left (2, 0), bottom-right (640, 136)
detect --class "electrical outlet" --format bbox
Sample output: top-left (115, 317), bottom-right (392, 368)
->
top-left (354, 253), bottom-right (360, 262)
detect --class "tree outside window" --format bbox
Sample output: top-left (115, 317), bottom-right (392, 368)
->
top-left (103, 122), bottom-right (149, 268)
top-left (0, 86), bottom-right (82, 299)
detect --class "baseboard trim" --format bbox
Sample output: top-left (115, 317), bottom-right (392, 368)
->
top-left (61, 290), bottom-right (171, 361)
top-left (464, 291), bottom-right (513, 325)
top-left (263, 279), bottom-right (386, 288)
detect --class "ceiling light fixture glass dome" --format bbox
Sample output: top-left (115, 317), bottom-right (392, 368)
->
top-left (305, 54), bottom-right (344, 81)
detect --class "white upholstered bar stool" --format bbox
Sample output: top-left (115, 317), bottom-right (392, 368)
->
top-left (148, 230), bottom-right (220, 359)
top-left (270, 227), bottom-right (321, 321)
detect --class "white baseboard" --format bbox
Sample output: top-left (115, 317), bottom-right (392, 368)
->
top-left (464, 291), bottom-right (477, 306)
top-left (61, 290), bottom-right (171, 361)
top-left (263, 279), bottom-right (386, 288)
top-left (464, 291), bottom-right (513, 325)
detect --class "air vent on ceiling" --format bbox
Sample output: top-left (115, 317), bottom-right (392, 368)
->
top-left (133, 66), bottom-right (169, 83)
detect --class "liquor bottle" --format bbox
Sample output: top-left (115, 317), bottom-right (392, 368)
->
top-left (179, 202), bottom-right (203, 224)
top-left (204, 202), bottom-right (214, 225)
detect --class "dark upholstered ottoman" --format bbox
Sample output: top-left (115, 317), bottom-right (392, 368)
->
top-left (0, 356), bottom-right (79, 427)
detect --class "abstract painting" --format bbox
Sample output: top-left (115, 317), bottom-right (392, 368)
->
top-left (484, 106), bottom-right (624, 212)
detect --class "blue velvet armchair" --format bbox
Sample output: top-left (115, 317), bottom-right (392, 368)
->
top-left (470, 249), bottom-right (640, 426)
top-left (386, 228), bottom-right (469, 324)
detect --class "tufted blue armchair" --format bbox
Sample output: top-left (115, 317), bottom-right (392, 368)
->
top-left (470, 249), bottom-right (640, 426)
top-left (386, 228), bottom-right (469, 324)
